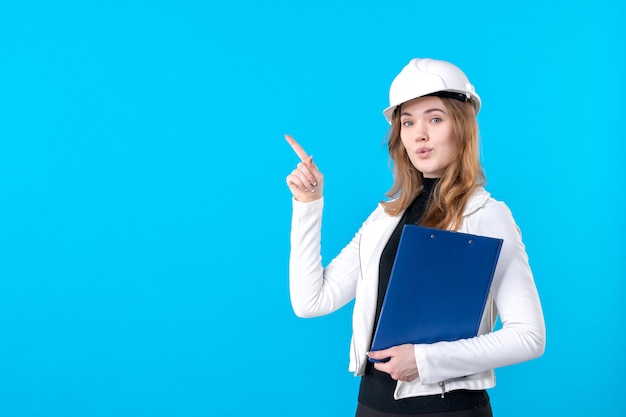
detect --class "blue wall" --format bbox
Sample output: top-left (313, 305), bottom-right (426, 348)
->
top-left (0, 1), bottom-right (623, 416)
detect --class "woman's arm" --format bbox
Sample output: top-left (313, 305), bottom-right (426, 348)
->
top-left (412, 201), bottom-right (546, 384)
top-left (286, 134), bottom-right (365, 318)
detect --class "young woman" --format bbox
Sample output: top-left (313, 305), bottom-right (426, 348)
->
top-left (285, 58), bottom-right (545, 417)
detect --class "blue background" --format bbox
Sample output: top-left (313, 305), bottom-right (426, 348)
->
top-left (0, 1), bottom-right (624, 416)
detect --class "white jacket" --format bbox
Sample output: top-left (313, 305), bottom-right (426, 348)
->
top-left (289, 187), bottom-right (545, 400)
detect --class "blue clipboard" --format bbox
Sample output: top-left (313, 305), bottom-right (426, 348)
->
top-left (369, 225), bottom-right (503, 362)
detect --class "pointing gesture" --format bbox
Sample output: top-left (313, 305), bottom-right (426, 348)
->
top-left (285, 134), bottom-right (324, 202)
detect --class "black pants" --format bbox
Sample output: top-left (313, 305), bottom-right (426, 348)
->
top-left (355, 402), bottom-right (493, 417)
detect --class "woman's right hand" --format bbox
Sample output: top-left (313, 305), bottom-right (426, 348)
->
top-left (285, 134), bottom-right (324, 202)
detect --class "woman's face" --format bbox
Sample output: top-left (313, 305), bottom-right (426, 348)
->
top-left (399, 96), bottom-right (456, 178)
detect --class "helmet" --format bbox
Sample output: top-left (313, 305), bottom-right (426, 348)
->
top-left (382, 58), bottom-right (481, 123)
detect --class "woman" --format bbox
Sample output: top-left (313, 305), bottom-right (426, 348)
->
top-left (285, 58), bottom-right (545, 417)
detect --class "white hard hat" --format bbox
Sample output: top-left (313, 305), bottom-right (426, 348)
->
top-left (382, 58), bottom-right (481, 123)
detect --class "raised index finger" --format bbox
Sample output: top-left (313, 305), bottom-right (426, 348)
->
top-left (284, 134), bottom-right (309, 162)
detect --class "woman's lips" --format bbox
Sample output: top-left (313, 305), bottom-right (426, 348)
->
top-left (416, 148), bottom-right (432, 157)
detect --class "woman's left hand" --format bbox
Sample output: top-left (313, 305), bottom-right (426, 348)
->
top-left (367, 344), bottom-right (420, 382)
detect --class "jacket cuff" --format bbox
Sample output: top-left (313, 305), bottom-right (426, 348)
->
top-left (292, 197), bottom-right (324, 215)
top-left (414, 344), bottom-right (433, 384)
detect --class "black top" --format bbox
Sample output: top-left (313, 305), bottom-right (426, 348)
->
top-left (357, 178), bottom-right (489, 413)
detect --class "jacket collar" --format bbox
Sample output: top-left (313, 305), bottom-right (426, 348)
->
top-left (384, 186), bottom-right (491, 218)
top-left (462, 187), bottom-right (491, 217)
top-left (362, 186), bottom-right (490, 264)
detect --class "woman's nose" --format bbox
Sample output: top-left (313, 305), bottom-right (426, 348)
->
top-left (414, 129), bottom-right (428, 142)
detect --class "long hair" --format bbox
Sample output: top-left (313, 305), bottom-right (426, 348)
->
top-left (380, 97), bottom-right (485, 230)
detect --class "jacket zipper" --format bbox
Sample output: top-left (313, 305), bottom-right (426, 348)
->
top-left (439, 381), bottom-right (446, 398)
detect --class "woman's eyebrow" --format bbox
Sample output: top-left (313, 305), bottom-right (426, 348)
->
top-left (401, 108), bottom-right (447, 117)
top-left (424, 108), bottom-right (448, 114)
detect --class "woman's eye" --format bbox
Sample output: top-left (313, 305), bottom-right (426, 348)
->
top-left (402, 120), bottom-right (413, 127)
top-left (431, 117), bottom-right (442, 123)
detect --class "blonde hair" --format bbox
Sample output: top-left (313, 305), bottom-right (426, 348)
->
top-left (380, 97), bottom-right (485, 230)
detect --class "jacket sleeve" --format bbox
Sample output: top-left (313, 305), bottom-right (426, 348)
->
top-left (413, 201), bottom-right (546, 385)
top-left (289, 197), bottom-right (371, 318)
